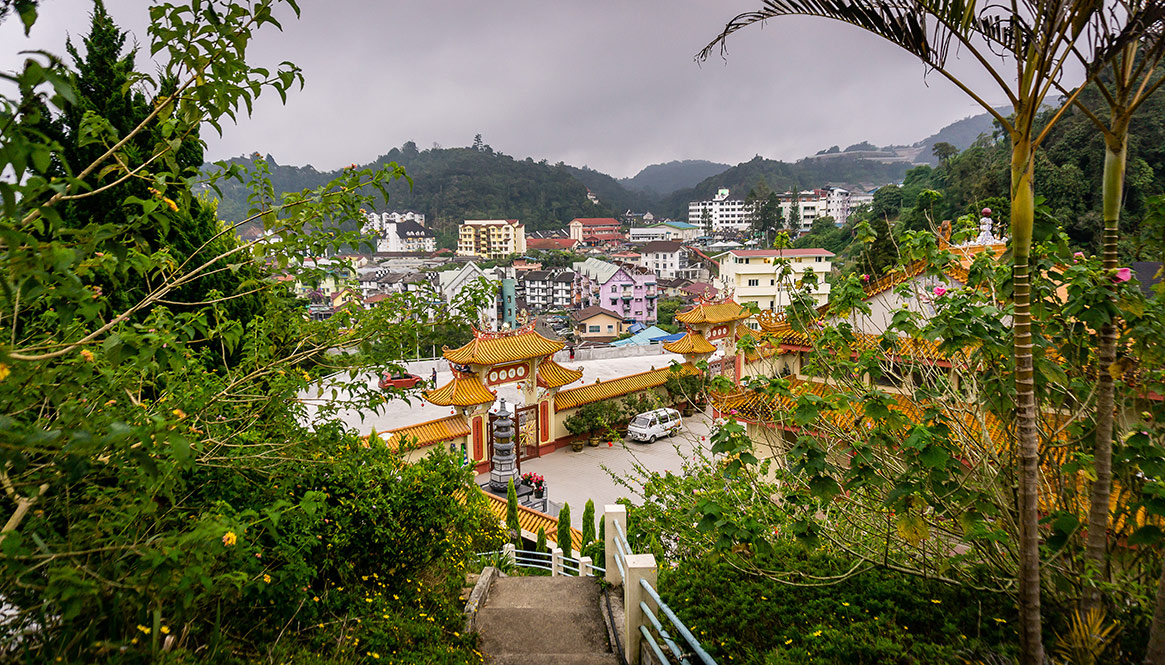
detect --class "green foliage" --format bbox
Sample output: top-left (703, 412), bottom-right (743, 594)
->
top-left (563, 400), bottom-right (625, 436)
top-left (656, 297), bottom-right (686, 329)
top-left (506, 477), bottom-right (520, 546)
top-left (581, 499), bottom-right (596, 551)
top-left (557, 503), bottom-right (572, 560)
top-left (657, 544), bottom-right (1019, 665)
top-left (535, 527), bottom-right (547, 554)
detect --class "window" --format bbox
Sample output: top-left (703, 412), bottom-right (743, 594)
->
top-left (588, 325), bottom-right (600, 333)
top-left (770, 279), bottom-right (775, 286)
top-left (747, 279), bottom-right (759, 287)
top-left (815, 256), bottom-right (824, 262)
top-left (610, 299), bottom-right (617, 305)
top-left (607, 324), bottom-right (615, 332)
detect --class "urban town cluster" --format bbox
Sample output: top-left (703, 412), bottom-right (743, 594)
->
top-left (279, 186), bottom-right (873, 347)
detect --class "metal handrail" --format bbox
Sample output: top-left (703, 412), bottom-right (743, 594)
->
top-left (640, 577), bottom-right (716, 665)
top-left (475, 549), bottom-right (605, 576)
top-left (640, 600), bottom-right (688, 665)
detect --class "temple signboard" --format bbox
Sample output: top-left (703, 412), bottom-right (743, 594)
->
top-left (485, 361), bottom-right (532, 386)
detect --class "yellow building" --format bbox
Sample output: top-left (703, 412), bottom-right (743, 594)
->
top-left (457, 219), bottom-right (527, 259)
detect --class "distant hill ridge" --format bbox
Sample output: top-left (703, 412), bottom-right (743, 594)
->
top-left (202, 111), bottom-right (1006, 235)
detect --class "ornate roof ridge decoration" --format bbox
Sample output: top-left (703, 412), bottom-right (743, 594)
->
top-left (378, 414), bottom-right (470, 451)
top-left (862, 259), bottom-right (972, 301)
top-left (554, 362), bottom-right (699, 411)
top-left (423, 375), bottom-right (497, 407)
top-left (443, 321), bottom-right (566, 365)
top-left (765, 328), bottom-right (960, 365)
top-left (675, 297), bottom-right (750, 324)
top-left (662, 331), bottom-right (717, 355)
top-left (536, 360), bottom-right (584, 389)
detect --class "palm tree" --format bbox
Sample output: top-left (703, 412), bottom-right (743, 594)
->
top-left (1059, 20), bottom-right (1165, 614)
top-left (699, 3), bottom-right (1162, 663)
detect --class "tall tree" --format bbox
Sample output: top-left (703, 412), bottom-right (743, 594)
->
top-left (1062, 26), bottom-right (1165, 617)
top-left (700, 3), bottom-right (1161, 662)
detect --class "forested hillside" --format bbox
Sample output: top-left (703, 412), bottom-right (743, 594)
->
top-left (620, 159), bottom-right (731, 195)
top-left (208, 143), bottom-right (621, 241)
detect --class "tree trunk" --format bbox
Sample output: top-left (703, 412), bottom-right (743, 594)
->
top-left (1012, 136), bottom-right (1046, 665)
top-left (1145, 561), bottom-right (1165, 664)
top-left (1084, 129), bottom-right (1128, 612)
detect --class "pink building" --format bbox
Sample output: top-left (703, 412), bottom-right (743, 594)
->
top-left (576, 257), bottom-right (658, 325)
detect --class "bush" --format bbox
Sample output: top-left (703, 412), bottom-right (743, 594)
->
top-left (557, 503), bottom-right (573, 560)
top-left (656, 544), bottom-right (1019, 665)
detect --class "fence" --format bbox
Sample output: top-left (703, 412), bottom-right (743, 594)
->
top-left (479, 506), bottom-right (717, 665)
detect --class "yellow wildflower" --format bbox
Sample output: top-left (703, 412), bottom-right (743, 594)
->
top-left (137, 625), bottom-right (151, 634)
top-left (784, 639), bottom-right (793, 645)
top-left (172, 409), bottom-right (187, 419)
top-left (263, 574), bottom-right (272, 583)
top-left (160, 625), bottom-right (170, 634)
top-left (79, 349), bottom-right (95, 362)
top-left (163, 197), bottom-right (178, 212)
top-left (222, 531), bottom-right (237, 547)
top-left (0, 363), bottom-right (9, 381)
top-left (930, 599), bottom-right (941, 604)
top-left (811, 630), bottom-right (822, 637)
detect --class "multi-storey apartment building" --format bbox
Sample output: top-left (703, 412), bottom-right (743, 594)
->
top-left (457, 219), bottom-right (527, 259)
top-left (362, 214), bottom-right (436, 253)
top-left (687, 188), bottom-right (751, 233)
top-left (362, 210), bottom-right (425, 233)
top-left (638, 241), bottom-right (704, 281)
top-left (518, 270), bottom-right (575, 312)
top-left (575, 258), bottom-right (657, 325)
top-left (568, 217), bottom-right (624, 243)
top-left (714, 248), bottom-right (834, 310)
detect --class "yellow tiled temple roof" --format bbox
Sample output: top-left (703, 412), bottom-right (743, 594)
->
top-left (662, 332), bottom-right (717, 355)
top-left (537, 360), bottom-right (584, 389)
top-left (483, 491), bottom-right (583, 552)
top-left (380, 415), bottom-right (470, 450)
top-left (771, 330), bottom-right (958, 364)
top-left (555, 363), bottom-right (698, 411)
top-left (423, 374), bottom-right (496, 406)
top-left (444, 322), bottom-right (565, 365)
top-left (675, 299), bottom-right (750, 324)
top-left (863, 259), bottom-right (973, 300)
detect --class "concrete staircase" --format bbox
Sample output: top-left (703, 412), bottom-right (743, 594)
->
top-left (476, 575), bottom-right (620, 665)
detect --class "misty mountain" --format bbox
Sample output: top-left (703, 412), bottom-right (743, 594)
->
top-left (912, 107), bottom-right (1009, 164)
top-left (619, 159), bottom-right (731, 195)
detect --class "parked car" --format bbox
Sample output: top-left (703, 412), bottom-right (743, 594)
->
top-left (378, 372), bottom-right (423, 390)
top-left (626, 408), bottom-right (682, 444)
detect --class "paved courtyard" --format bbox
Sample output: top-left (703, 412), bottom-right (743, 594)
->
top-left (301, 349), bottom-right (719, 529)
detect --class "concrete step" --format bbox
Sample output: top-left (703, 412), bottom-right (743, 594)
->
top-left (478, 576), bottom-right (614, 659)
top-left (485, 653), bottom-right (619, 665)
top-left (485, 575), bottom-right (600, 609)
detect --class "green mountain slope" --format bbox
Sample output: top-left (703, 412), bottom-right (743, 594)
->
top-left (620, 159), bottom-right (731, 195)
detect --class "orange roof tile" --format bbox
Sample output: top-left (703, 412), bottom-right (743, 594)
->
top-left (771, 329), bottom-right (957, 364)
top-left (537, 360), bottom-right (584, 389)
top-left (555, 363), bottom-right (698, 411)
top-left (662, 332), bottom-right (717, 355)
top-left (483, 492), bottom-right (584, 552)
top-left (444, 322), bottom-right (565, 365)
top-left (423, 374), bottom-right (496, 406)
top-left (380, 415), bottom-right (470, 450)
top-left (675, 298), bottom-right (750, 324)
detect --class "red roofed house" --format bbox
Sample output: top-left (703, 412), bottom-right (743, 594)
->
top-left (568, 217), bottom-right (624, 244)
top-left (527, 237), bottom-right (580, 251)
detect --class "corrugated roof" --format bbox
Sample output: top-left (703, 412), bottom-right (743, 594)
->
top-left (662, 332), bottom-right (717, 355)
top-left (555, 363), bottom-right (699, 411)
top-left (718, 248), bottom-right (835, 258)
top-left (423, 374), bottom-right (497, 406)
top-left (380, 415), bottom-right (470, 450)
top-left (675, 299), bottom-right (749, 324)
top-left (537, 360), bottom-right (584, 389)
top-left (443, 323), bottom-right (565, 365)
top-left (483, 492), bottom-right (584, 552)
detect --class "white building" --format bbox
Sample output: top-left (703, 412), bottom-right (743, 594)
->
top-left (714, 248), bottom-right (834, 311)
top-left (438, 262), bottom-right (500, 330)
top-left (519, 270), bottom-right (575, 312)
top-left (687, 188), bottom-right (752, 233)
top-left (629, 221), bottom-right (703, 243)
top-left (362, 213), bottom-right (436, 253)
top-left (638, 241), bottom-right (704, 281)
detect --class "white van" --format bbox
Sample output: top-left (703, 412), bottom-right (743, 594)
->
top-left (626, 408), bottom-right (682, 444)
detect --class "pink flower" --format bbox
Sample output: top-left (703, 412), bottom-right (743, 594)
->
top-left (1115, 267), bottom-right (1132, 283)
top-left (1073, 252), bottom-right (1084, 259)
top-left (861, 274), bottom-right (869, 282)
top-left (932, 286), bottom-right (947, 297)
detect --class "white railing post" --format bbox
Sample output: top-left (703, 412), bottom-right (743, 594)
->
top-left (604, 504), bottom-right (625, 585)
top-left (624, 553), bottom-right (658, 665)
top-left (551, 546), bottom-right (563, 577)
top-left (502, 542), bottom-right (516, 568)
top-left (579, 555), bottom-right (592, 577)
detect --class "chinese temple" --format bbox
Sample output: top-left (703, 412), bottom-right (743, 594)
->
top-left (663, 297), bottom-right (751, 381)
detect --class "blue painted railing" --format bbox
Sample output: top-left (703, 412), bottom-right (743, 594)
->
top-left (611, 515), bottom-right (717, 665)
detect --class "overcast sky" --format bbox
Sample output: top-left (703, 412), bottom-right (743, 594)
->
top-left (1, 1), bottom-right (1014, 178)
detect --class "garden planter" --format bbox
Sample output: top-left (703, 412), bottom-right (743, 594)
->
top-left (588, 433), bottom-right (601, 447)
top-left (570, 440), bottom-right (584, 452)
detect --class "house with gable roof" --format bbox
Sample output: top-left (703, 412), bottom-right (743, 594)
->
top-left (575, 258), bottom-right (658, 325)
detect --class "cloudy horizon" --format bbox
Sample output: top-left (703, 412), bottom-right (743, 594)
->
top-left (1, 1), bottom-right (1017, 178)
